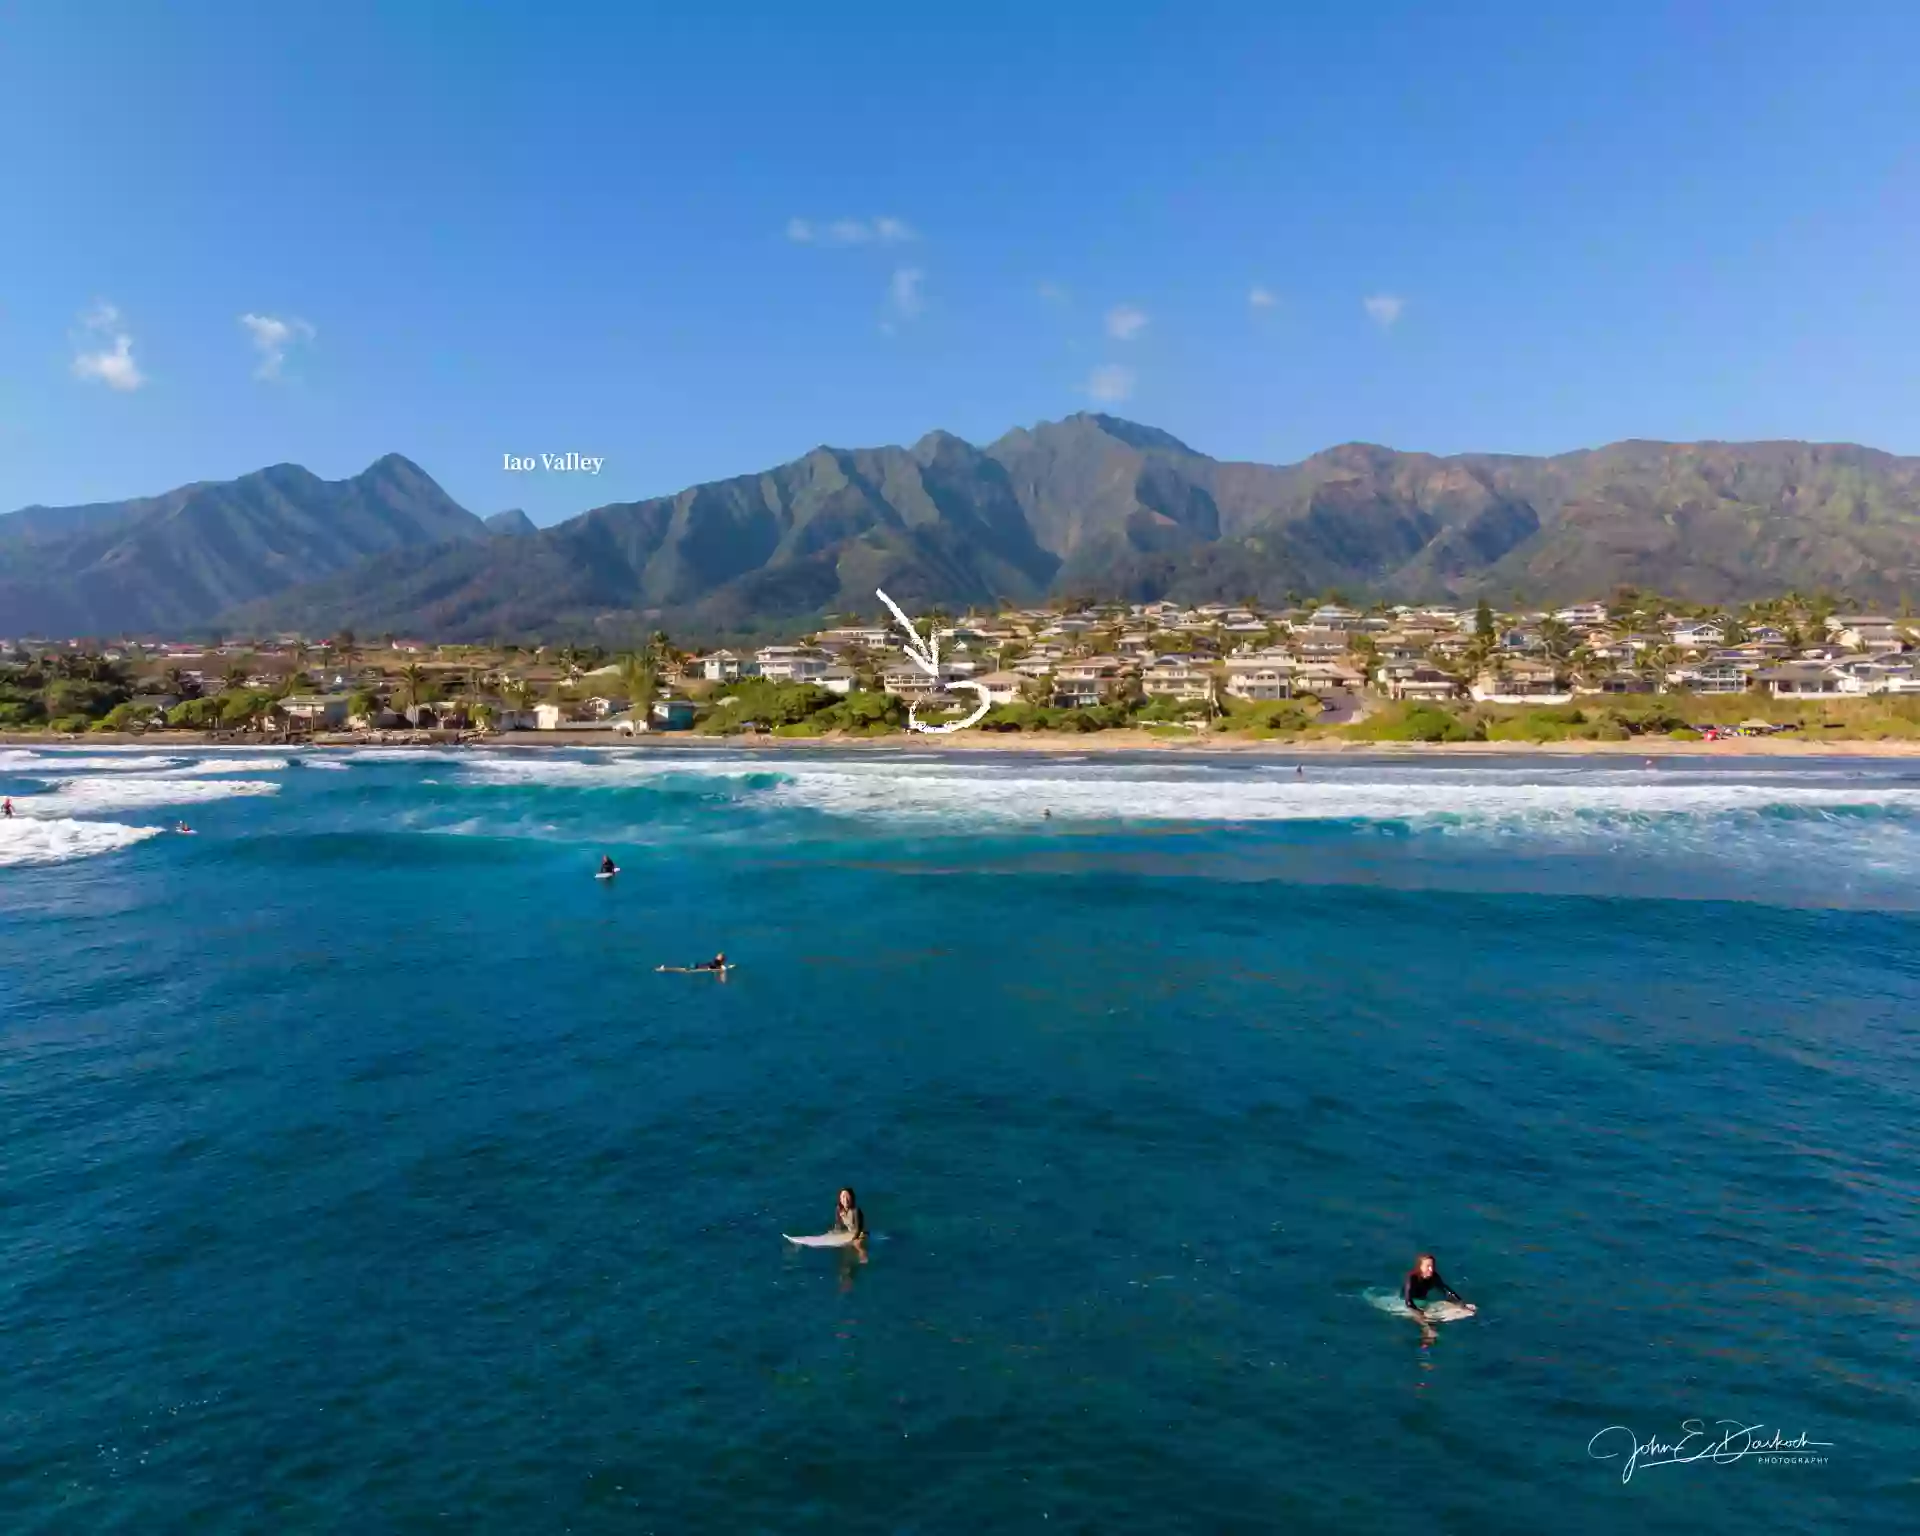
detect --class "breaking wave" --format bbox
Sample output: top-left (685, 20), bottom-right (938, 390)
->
top-left (0, 817), bottom-right (164, 867)
top-left (12, 777), bottom-right (283, 816)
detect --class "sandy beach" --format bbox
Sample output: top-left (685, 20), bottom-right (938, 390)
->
top-left (8, 728), bottom-right (1920, 757)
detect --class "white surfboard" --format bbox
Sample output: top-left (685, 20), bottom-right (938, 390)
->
top-left (784, 1232), bottom-right (854, 1248)
top-left (595, 868), bottom-right (619, 879)
top-left (1365, 1288), bottom-right (1476, 1323)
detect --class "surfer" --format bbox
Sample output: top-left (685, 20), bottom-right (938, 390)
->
top-left (832, 1186), bottom-right (867, 1251)
top-left (2, 797), bottom-right (11, 818)
top-left (176, 821), bottom-right (192, 834)
top-left (598, 854), bottom-right (617, 875)
top-left (1402, 1253), bottom-right (1468, 1316)
top-left (696, 952), bottom-right (727, 971)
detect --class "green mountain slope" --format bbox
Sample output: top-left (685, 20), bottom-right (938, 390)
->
top-left (16, 418), bottom-right (1920, 641)
top-left (0, 455), bottom-right (487, 635)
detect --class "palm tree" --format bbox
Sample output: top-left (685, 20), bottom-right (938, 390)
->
top-left (619, 651), bottom-right (657, 724)
top-left (398, 663), bottom-right (428, 712)
top-left (222, 662), bottom-right (250, 693)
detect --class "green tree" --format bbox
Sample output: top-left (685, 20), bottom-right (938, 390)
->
top-left (1474, 598), bottom-right (1496, 641)
top-left (618, 651), bottom-right (657, 723)
top-left (398, 664), bottom-right (429, 711)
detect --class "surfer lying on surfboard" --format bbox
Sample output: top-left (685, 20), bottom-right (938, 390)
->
top-left (1403, 1253), bottom-right (1472, 1322)
top-left (656, 953), bottom-right (731, 974)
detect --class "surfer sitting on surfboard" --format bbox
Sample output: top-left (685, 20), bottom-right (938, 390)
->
top-left (833, 1187), bottom-right (867, 1252)
top-left (598, 854), bottom-right (617, 875)
top-left (1402, 1253), bottom-right (1469, 1317)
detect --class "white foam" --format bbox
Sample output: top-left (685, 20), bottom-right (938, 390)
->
top-left (300, 760), bottom-right (349, 770)
top-left (13, 777), bottom-right (282, 816)
top-left (0, 817), bottom-right (164, 867)
top-left (154, 757), bottom-right (288, 775)
top-left (758, 767), bottom-right (1920, 827)
top-left (0, 752), bottom-right (185, 773)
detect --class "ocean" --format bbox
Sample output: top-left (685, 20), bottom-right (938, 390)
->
top-left (1, 744), bottom-right (1914, 1533)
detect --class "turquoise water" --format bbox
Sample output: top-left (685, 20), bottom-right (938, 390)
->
top-left (2, 745), bottom-right (1915, 1533)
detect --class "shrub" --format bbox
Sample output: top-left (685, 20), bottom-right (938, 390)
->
top-left (1347, 702), bottom-right (1482, 743)
top-left (168, 697), bottom-right (225, 729)
top-left (1221, 700), bottom-right (1317, 735)
top-left (1668, 726), bottom-right (1701, 740)
top-left (48, 714), bottom-right (91, 734)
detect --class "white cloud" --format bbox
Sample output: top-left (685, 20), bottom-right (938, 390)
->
top-left (239, 312), bottom-right (316, 380)
top-left (1249, 286), bottom-right (1276, 310)
top-left (1363, 293), bottom-right (1405, 328)
top-left (1105, 303), bottom-right (1148, 341)
top-left (1084, 364), bottom-right (1136, 402)
top-left (888, 266), bottom-right (925, 320)
top-left (789, 215), bottom-right (917, 247)
top-left (71, 301), bottom-right (145, 391)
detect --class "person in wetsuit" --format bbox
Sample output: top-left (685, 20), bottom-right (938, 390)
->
top-left (599, 854), bottom-right (617, 874)
top-left (833, 1187), bottom-right (867, 1247)
top-left (695, 952), bottom-right (727, 971)
top-left (1402, 1253), bottom-right (1467, 1314)
top-left (2, 797), bottom-right (12, 818)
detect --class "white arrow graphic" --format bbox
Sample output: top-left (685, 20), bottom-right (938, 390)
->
top-left (876, 588), bottom-right (992, 734)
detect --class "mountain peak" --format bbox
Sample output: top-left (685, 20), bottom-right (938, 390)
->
top-left (1067, 413), bottom-right (1198, 455)
top-left (485, 508), bottom-right (538, 537)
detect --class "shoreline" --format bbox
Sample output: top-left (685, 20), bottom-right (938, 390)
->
top-left (6, 728), bottom-right (1920, 758)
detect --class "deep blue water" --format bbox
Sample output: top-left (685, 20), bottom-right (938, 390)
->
top-left (2, 744), bottom-right (1916, 1533)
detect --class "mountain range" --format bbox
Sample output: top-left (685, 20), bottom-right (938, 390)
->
top-left (5, 415), bottom-right (1920, 641)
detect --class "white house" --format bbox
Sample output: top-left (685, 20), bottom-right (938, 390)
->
top-left (1668, 661), bottom-right (1748, 695)
top-left (1386, 666), bottom-right (1463, 703)
top-left (1471, 661), bottom-right (1572, 704)
top-left (1757, 663), bottom-right (1843, 698)
top-left (1669, 620), bottom-right (1728, 651)
top-left (275, 694), bottom-right (350, 729)
top-left (1140, 657), bottom-right (1213, 704)
top-left (1223, 656), bottom-right (1293, 702)
top-left (698, 650), bottom-right (743, 682)
top-left (969, 670), bottom-right (1028, 706)
top-left (1827, 615), bottom-right (1903, 651)
top-left (754, 646), bottom-right (830, 682)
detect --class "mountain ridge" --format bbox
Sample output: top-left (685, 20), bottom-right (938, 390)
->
top-left (9, 418), bottom-right (1920, 640)
top-left (0, 455), bottom-right (487, 635)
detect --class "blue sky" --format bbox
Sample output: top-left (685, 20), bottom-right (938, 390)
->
top-left (2, 0), bottom-right (1917, 525)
